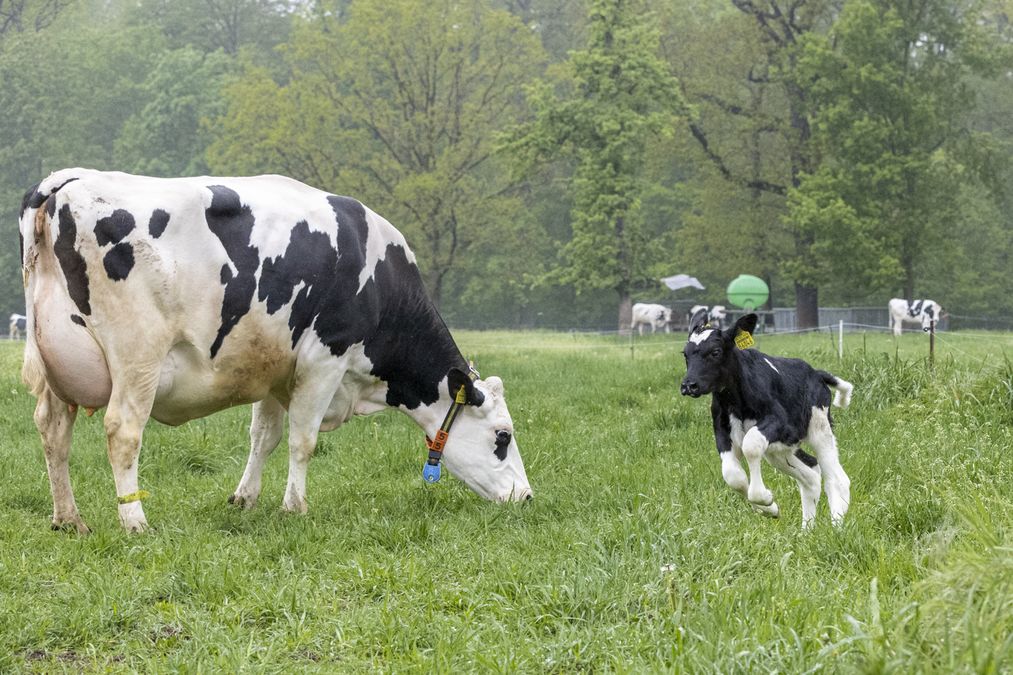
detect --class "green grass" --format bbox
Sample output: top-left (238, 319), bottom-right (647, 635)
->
top-left (0, 329), bottom-right (1010, 672)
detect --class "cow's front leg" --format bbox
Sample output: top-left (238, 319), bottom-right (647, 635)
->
top-left (282, 374), bottom-right (338, 514)
top-left (34, 385), bottom-right (88, 533)
top-left (230, 396), bottom-right (285, 509)
top-left (741, 426), bottom-right (779, 518)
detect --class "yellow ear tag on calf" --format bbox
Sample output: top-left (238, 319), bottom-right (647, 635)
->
top-left (735, 330), bottom-right (755, 350)
top-left (455, 386), bottom-right (468, 405)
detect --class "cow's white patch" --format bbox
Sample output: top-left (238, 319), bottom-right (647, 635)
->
top-left (764, 358), bottom-right (780, 374)
top-left (689, 329), bottom-right (714, 345)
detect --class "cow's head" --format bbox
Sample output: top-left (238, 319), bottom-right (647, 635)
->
top-left (680, 313), bottom-right (758, 397)
top-left (437, 368), bottom-right (532, 502)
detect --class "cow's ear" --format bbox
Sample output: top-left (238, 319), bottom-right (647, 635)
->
top-left (447, 367), bottom-right (485, 406)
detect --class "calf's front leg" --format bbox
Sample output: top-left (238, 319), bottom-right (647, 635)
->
top-left (741, 426), bottom-right (779, 518)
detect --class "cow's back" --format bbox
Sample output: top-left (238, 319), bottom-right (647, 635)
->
top-left (21, 170), bottom-right (411, 424)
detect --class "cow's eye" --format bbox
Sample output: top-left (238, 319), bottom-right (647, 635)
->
top-left (495, 430), bottom-right (511, 446)
top-left (711, 348), bottom-right (722, 358)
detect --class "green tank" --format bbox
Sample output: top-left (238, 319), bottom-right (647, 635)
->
top-left (726, 274), bottom-right (769, 310)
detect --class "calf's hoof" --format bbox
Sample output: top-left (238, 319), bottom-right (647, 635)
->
top-left (751, 501), bottom-right (780, 518)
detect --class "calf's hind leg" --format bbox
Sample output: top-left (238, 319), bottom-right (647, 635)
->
top-left (765, 448), bottom-right (822, 530)
top-left (34, 384), bottom-right (87, 533)
top-left (809, 408), bottom-right (850, 525)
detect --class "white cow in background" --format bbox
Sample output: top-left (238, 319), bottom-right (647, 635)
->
top-left (888, 298), bottom-right (943, 336)
top-left (9, 313), bottom-right (26, 340)
top-left (631, 303), bottom-right (672, 335)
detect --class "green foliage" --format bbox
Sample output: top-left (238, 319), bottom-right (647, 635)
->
top-left (507, 0), bottom-right (685, 319)
top-left (209, 0), bottom-right (545, 308)
top-left (789, 0), bottom-right (1009, 300)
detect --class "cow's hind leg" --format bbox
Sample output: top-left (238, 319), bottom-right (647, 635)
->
top-left (741, 426), bottom-right (779, 518)
top-left (34, 385), bottom-right (88, 533)
top-left (809, 408), bottom-right (850, 525)
top-left (104, 362), bottom-right (161, 532)
top-left (230, 396), bottom-right (285, 509)
top-left (766, 448), bottom-right (822, 530)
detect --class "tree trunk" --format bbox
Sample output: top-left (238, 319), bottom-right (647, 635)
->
top-left (795, 283), bottom-right (818, 329)
top-left (617, 292), bottom-right (633, 334)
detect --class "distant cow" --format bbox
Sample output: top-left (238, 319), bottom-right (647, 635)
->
top-left (688, 304), bottom-right (727, 330)
top-left (9, 313), bottom-right (26, 340)
top-left (680, 314), bottom-right (853, 529)
top-left (888, 298), bottom-right (942, 336)
top-left (631, 303), bottom-right (672, 335)
top-left (20, 169), bottom-right (532, 533)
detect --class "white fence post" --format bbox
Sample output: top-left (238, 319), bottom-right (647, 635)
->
top-left (838, 320), bottom-right (844, 360)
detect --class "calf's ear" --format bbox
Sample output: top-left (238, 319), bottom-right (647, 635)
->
top-left (724, 313), bottom-right (758, 341)
top-left (447, 367), bottom-right (485, 406)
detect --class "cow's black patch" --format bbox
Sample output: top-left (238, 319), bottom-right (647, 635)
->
top-left (205, 185), bottom-right (261, 359)
top-left (20, 182), bottom-right (42, 218)
top-left (259, 219), bottom-right (339, 345)
top-left (53, 204), bottom-right (91, 315)
top-left (494, 437), bottom-right (509, 462)
top-left (220, 264), bottom-right (233, 284)
top-left (94, 209), bottom-right (136, 246)
top-left (103, 243), bottom-right (135, 281)
top-left (148, 209), bottom-right (170, 238)
top-left (70, 314), bottom-right (86, 327)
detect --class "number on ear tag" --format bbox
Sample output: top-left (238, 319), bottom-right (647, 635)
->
top-left (422, 463), bottom-right (442, 483)
top-left (735, 330), bottom-right (755, 349)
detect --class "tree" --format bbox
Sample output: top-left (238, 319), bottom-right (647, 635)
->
top-left (508, 0), bottom-right (684, 330)
top-left (208, 0), bottom-right (545, 308)
top-left (790, 0), bottom-right (1012, 301)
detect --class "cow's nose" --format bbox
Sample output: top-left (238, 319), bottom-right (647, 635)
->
top-left (680, 380), bottom-right (699, 396)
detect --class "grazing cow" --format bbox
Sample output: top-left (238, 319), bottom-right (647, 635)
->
top-left (9, 313), bottom-right (26, 340)
top-left (631, 303), bottom-right (672, 335)
top-left (689, 304), bottom-right (727, 330)
top-left (888, 298), bottom-right (942, 336)
top-left (680, 314), bottom-right (853, 529)
top-left (20, 169), bottom-right (532, 533)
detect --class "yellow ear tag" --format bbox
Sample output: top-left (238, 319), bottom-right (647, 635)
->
top-left (735, 330), bottom-right (755, 350)
top-left (455, 386), bottom-right (468, 405)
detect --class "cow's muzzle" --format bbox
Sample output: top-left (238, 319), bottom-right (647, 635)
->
top-left (680, 380), bottom-right (701, 397)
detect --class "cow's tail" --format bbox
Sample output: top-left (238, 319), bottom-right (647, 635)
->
top-left (819, 371), bottom-right (853, 408)
top-left (18, 171), bottom-right (85, 397)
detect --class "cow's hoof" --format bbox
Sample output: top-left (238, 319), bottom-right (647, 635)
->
top-left (51, 517), bottom-right (90, 534)
top-left (228, 493), bottom-right (257, 509)
top-left (120, 518), bottom-right (149, 533)
top-left (281, 497), bottom-right (308, 514)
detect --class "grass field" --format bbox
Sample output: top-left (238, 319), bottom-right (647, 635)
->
top-left (0, 329), bottom-right (1010, 672)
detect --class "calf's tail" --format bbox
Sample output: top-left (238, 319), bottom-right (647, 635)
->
top-left (819, 371), bottom-right (853, 408)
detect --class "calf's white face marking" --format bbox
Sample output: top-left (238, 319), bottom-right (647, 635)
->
top-left (689, 329), bottom-right (714, 345)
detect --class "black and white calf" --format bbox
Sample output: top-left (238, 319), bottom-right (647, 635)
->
top-left (888, 298), bottom-right (942, 336)
top-left (680, 314), bottom-right (853, 529)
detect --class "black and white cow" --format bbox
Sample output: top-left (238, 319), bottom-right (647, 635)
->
top-left (680, 314), bottom-right (853, 529)
top-left (20, 169), bottom-right (532, 533)
top-left (631, 303), bottom-right (672, 335)
top-left (9, 313), bottom-right (26, 340)
top-left (888, 298), bottom-right (942, 336)
top-left (688, 304), bottom-right (727, 330)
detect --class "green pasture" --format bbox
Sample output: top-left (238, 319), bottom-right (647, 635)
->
top-left (0, 330), bottom-right (1010, 672)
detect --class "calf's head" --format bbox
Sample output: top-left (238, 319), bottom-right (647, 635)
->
top-left (681, 313), bottom-right (758, 397)
top-left (440, 368), bottom-right (532, 503)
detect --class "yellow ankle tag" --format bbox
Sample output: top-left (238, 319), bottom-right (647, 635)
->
top-left (117, 490), bottom-right (150, 504)
top-left (735, 330), bottom-right (755, 349)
